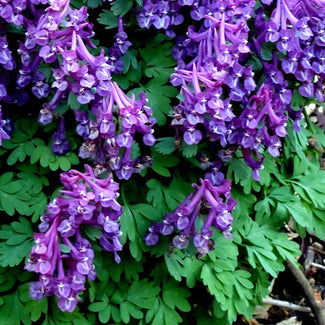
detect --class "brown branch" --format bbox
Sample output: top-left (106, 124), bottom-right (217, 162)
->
top-left (286, 259), bottom-right (325, 325)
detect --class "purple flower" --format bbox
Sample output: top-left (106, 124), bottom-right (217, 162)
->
top-left (29, 282), bottom-right (46, 300)
top-left (58, 296), bottom-right (78, 312)
top-left (51, 119), bottom-right (70, 155)
top-left (144, 178), bottom-right (236, 255)
top-left (26, 165), bottom-right (123, 311)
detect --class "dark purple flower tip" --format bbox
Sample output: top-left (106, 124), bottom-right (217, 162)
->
top-left (58, 295), bottom-right (78, 313)
top-left (143, 131), bottom-right (156, 146)
top-left (70, 273), bottom-right (86, 292)
top-left (39, 107), bottom-right (54, 125)
top-left (275, 125), bottom-right (287, 137)
top-left (58, 220), bottom-right (76, 237)
top-left (98, 213), bottom-right (120, 234)
top-left (38, 219), bottom-right (50, 233)
top-left (299, 82), bottom-right (315, 98)
top-left (252, 168), bottom-right (262, 182)
top-left (144, 229), bottom-right (160, 246)
top-left (32, 82), bottom-right (50, 99)
top-left (88, 269), bottom-right (97, 281)
top-left (215, 210), bottom-right (233, 231)
top-left (173, 234), bottom-right (189, 249)
top-left (115, 165), bottom-right (134, 180)
top-left (29, 281), bottom-right (45, 300)
top-left (114, 252), bottom-right (121, 264)
top-left (176, 215), bottom-right (189, 230)
top-left (223, 230), bottom-right (233, 239)
top-left (52, 140), bottom-right (71, 155)
top-left (161, 221), bottom-right (174, 235)
top-left (184, 128), bottom-right (202, 145)
top-left (36, 259), bottom-right (52, 275)
top-left (55, 280), bottom-right (71, 298)
top-left (77, 257), bottom-right (93, 275)
top-left (205, 169), bottom-right (225, 186)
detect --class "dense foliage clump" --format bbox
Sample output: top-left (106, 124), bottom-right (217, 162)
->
top-left (0, 0), bottom-right (325, 324)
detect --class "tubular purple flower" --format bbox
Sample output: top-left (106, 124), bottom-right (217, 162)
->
top-left (76, 34), bottom-right (95, 66)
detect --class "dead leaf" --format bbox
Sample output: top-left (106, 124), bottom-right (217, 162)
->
top-left (276, 316), bottom-right (302, 325)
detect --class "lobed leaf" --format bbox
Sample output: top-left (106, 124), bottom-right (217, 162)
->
top-left (0, 217), bottom-right (34, 267)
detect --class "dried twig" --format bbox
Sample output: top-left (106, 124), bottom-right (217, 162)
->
top-left (262, 298), bottom-right (311, 313)
top-left (286, 259), bottom-right (325, 325)
top-left (310, 263), bottom-right (325, 272)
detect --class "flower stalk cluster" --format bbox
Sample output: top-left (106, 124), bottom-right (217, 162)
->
top-left (2, 0), bottom-right (156, 176)
top-left (255, 0), bottom-right (325, 102)
top-left (145, 178), bottom-right (236, 256)
top-left (25, 165), bottom-right (123, 312)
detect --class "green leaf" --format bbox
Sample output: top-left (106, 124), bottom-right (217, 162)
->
top-left (88, 295), bottom-right (109, 313)
top-left (120, 197), bottom-right (160, 259)
top-left (151, 152), bottom-right (179, 177)
top-left (0, 217), bottom-right (34, 267)
top-left (120, 204), bottom-right (137, 242)
top-left (68, 92), bottom-right (81, 109)
top-left (254, 197), bottom-right (272, 220)
top-left (260, 42), bottom-right (274, 61)
top-left (164, 251), bottom-right (202, 288)
top-left (97, 10), bottom-right (118, 29)
top-left (291, 88), bottom-right (306, 111)
top-left (154, 137), bottom-right (176, 155)
top-left (126, 279), bottom-right (160, 309)
top-left (269, 185), bottom-right (295, 202)
top-left (283, 200), bottom-right (312, 228)
top-left (146, 177), bottom-right (190, 211)
top-left (290, 172), bottom-right (325, 208)
top-left (227, 157), bottom-right (251, 191)
top-left (0, 173), bottom-right (31, 216)
top-left (141, 41), bottom-right (176, 85)
top-left (7, 145), bottom-right (27, 165)
top-left (145, 84), bottom-right (178, 126)
top-left (201, 263), bottom-right (256, 323)
top-left (181, 142), bottom-right (197, 158)
top-left (23, 293), bottom-right (48, 323)
top-left (162, 281), bottom-right (191, 312)
top-left (30, 193), bottom-right (48, 223)
top-left (150, 299), bottom-right (183, 325)
top-left (0, 291), bottom-right (30, 325)
top-left (312, 209), bottom-right (325, 238)
top-left (59, 243), bottom-right (71, 253)
top-left (120, 301), bottom-right (143, 323)
top-left (83, 0), bottom-right (102, 8)
top-left (111, 0), bottom-right (133, 16)
top-left (237, 218), bottom-right (285, 277)
top-left (121, 50), bottom-right (138, 74)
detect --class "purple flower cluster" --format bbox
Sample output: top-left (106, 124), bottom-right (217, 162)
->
top-left (76, 82), bottom-right (156, 180)
top-left (108, 16), bottom-right (132, 74)
top-left (14, 0), bottom-right (156, 176)
top-left (137, 0), bottom-right (184, 37)
top-left (168, 1), bottom-right (266, 176)
top-left (171, 7), bottom-right (255, 136)
top-left (145, 178), bottom-right (236, 256)
top-left (25, 165), bottom-right (123, 312)
top-left (0, 0), bottom-right (28, 26)
top-left (136, 0), bottom-right (305, 180)
top-left (255, 0), bottom-right (325, 101)
top-left (228, 83), bottom-right (288, 181)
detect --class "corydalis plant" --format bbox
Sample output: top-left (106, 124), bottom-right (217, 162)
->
top-left (13, 0), bottom-right (156, 178)
top-left (76, 81), bottom-right (156, 180)
top-left (25, 165), bottom-right (123, 312)
top-left (255, 0), bottom-right (325, 101)
top-left (145, 178), bottom-right (236, 257)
